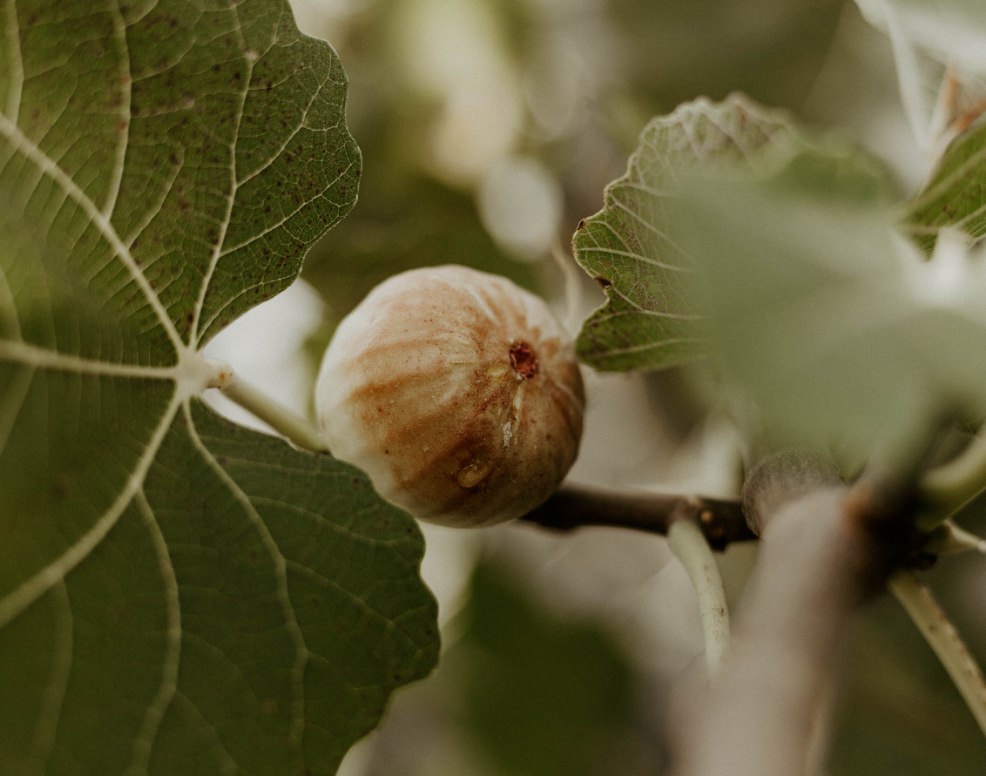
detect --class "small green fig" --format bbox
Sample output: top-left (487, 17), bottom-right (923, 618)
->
top-left (315, 265), bottom-right (585, 527)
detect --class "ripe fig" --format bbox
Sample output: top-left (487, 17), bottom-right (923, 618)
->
top-left (315, 265), bottom-right (585, 527)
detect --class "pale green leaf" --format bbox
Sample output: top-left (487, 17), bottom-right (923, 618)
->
top-left (675, 139), bottom-right (986, 457)
top-left (572, 94), bottom-right (797, 371)
top-left (0, 1), bottom-right (437, 773)
top-left (907, 122), bottom-right (986, 253)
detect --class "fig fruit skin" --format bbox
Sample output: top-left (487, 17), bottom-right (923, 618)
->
top-left (315, 265), bottom-right (585, 528)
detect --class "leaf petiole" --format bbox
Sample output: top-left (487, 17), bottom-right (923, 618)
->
top-left (667, 517), bottom-right (731, 677)
top-left (889, 570), bottom-right (986, 740)
top-left (210, 365), bottom-right (330, 454)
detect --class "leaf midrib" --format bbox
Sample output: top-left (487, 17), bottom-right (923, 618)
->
top-left (0, 392), bottom-right (182, 630)
top-left (0, 114), bottom-right (186, 355)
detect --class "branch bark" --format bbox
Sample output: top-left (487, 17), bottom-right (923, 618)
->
top-left (671, 452), bottom-right (916, 776)
top-left (518, 483), bottom-right (756, 550)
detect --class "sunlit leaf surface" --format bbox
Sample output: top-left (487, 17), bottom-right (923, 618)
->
top-left (0, 1), bottom-right (437, 773)
top-left (572, 95), bottom-right (794, 371)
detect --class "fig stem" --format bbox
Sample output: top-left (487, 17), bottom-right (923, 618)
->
top-left (519, 484), bottom-right (755, 549)
top-left (213, 369), bottom-right (330, 454)
top-left (889, 570), bottom-right (986, 739)
top-left (667, 516), bottom-right (731, 677)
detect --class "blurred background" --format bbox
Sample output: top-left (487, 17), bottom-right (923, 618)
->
top-left (203, 0), bottom-right (986, 773)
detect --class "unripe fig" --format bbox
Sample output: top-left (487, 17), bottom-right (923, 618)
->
top-left (315, 264), bottom-right (585, 527)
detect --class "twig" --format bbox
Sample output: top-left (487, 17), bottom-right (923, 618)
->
top-left (924, 520), bottom-right (986, 556)
top-left (889, 570), bottom-right (986, 739)
top-left (519, 484), bottom-right (755, 550)
top-left (667, 517), bottom-right (731, 677)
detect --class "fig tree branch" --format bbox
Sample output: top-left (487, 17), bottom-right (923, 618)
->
top-left (671, 452), bottom-right (916, 776)
top-left (518, 483), bottom-right (756, 549)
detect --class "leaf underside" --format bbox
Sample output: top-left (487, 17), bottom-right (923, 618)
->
top-left (907, 120), bottom-right (986, 254)
top-left (571, 94), bottom-right (795, 372)
top-left (0, 1), bottom-right (437, 774)
top-left (672, 119), bottom-right (986, 458)
top-left (579, 93), bottom-right (986, 460)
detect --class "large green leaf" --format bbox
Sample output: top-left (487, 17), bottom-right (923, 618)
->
top-left (572, 95), bottom-right (796, 371)
top-left (907, 122), bottom-right (986, 253)
top-left (0, 1), bottom-right (437, 773)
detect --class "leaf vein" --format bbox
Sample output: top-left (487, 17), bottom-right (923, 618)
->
top-left (197, 270), bottom-right (297, 341)
top-left (0, 361), bottom-right (33, 455)
top-left (285, 560), bottom-right (432, 658)
top-left (580, 243), bottom-right (687, 272)
top-left (102, 0), bottom-right (133, 219)
top-left (0, 114), bottom-right (185, 352)
top-left (182, 402), bottom-right (308, 766)
top-left (125, 489), bottom-right (181, 776)
top-left (589, 336), bottom-right (705, 358)
top-left (189, 8), bottom-right (256, 346)
top-left (0, 339), bottom-right (180, 378)
top-left (172, 690), bottom-right (241, 776)
top-left (235, 64), bottom-right (328, 188)
top-left (0, 392), bottom-right (181, 629)
top-left (214, 161), bottom-right (355, 263)
top-left (248, 494), bottom-right (419, 552)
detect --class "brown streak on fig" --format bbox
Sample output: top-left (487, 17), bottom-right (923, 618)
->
top-left (315, 265), bottom-right (585, 527)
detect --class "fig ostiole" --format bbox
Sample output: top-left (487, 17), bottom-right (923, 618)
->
top-left (315, 264), bottom-right (585, 527)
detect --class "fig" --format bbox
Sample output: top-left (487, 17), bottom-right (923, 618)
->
top-left (315, 265), bottom-right (585, 527)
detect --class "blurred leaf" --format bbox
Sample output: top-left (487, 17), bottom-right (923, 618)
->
top-left (610, 0), bottom-right (846, 113)
top-left (573, 95), bottom-right (797, 371)
top-left (453, 560), bottom-right (646, 776)
top-left (831, 588), bottom-right (986, 775)
top-left (299, 0), bottom-right (543, 330)
top-left (0, 0), bottom-right (437, 772)
top-left (907, 122), bottom-right (986, 253)
top-left (673, 130), bottom-right (986, 457)
top-left (855, 0), bottom-right (986, 73)
top-left (303, 173), bottom-right (540, 328)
